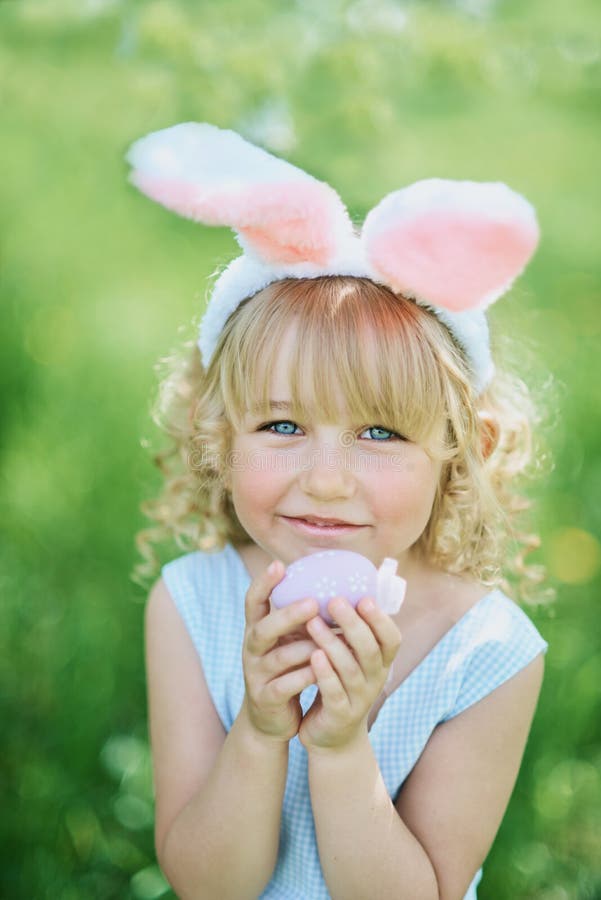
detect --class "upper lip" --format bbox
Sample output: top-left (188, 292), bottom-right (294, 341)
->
top-left (286, 514), bottom-right (360, 526)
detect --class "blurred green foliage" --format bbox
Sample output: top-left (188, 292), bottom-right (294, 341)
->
top-left (1, 0), bottom-right (600, 897)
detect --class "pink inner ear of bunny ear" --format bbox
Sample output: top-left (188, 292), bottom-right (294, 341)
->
top-left (130, 172), bottom-right (348, 266)
top-left (365, 210), bottom-right (540, 312)
top-left (235, 181), bottom-right (349, 265)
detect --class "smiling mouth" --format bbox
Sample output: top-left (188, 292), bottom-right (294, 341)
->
top-left (282, 516), bottom-right (365, 532)
top-left (285, 514), bottom-right (362, 526)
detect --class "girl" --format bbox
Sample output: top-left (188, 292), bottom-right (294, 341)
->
top-left (129, 123), bottom-right (550, 900)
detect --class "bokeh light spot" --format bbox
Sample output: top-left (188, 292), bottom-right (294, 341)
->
top-left (100, 734), bottom-right (146, 782)
top-left (514, 841), bottom-right (552, 877)
top-left (113, 793), bottom-right (154, 831)
top-left (64, 805), bottom-right (102, 862)
top-left (535, 758), bottom-right (600, 822)
top-left (547, 528), bottom-right (601, 584)
top-left (131, 865), bottom-right (170, 900)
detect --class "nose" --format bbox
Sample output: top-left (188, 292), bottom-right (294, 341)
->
top-left (298, 441), bottom-right (356, 499)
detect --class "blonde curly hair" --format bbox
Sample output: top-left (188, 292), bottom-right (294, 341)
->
top-left (132, 276), bottom-right (555, 606)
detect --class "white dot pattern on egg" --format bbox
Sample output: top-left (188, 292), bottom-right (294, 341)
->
top-left (270, 550), bottom-right (380, 625)
top-left (349, 571), bottom-right (370, 593)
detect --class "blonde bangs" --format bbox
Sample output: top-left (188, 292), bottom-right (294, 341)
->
top-left (217, 277), bottom-right (462, 456)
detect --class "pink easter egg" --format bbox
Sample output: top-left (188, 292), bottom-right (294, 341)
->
top-left (271, 550), bottom-right (382, 625)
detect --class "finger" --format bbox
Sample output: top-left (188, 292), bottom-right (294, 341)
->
top-left (311, 649), bottom-right (349, 712)
top-left (278, 622), bottom-right (312, 645)
top-left (327, 597), bottom-right (385, 678)
top-left (262, 664), bottom-right (316, 706)
top-left (246, 597), bottom-right (319, 656)
top-left (356, 598), bottom-right (403, 667)
top-left (306, 615), bottom-right (365, 696)
top-left (244, 560), bottom-right (286, 626)
top-left (263, 639), bottom-right (319, 678)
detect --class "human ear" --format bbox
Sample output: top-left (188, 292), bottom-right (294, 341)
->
top-left (478, 411), bottom-right (500, 459)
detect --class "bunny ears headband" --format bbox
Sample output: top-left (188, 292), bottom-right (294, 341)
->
top-left (126, 122), bottom-right (540, 394)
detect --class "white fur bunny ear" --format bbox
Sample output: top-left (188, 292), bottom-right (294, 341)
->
top-left (362, 179), bottom-right (540, 312)
top-left (126, 122), bottom-right (354, 266)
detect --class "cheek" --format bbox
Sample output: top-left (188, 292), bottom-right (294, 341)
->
top-left (232, 468), bottom-right (277, 501)
top-left (365, 455), bottom-right (440, 517)
top-left (229, 449), bottom-right (286, 510)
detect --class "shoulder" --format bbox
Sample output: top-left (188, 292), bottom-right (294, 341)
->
top-left (145, 576), bottom-right (177, 651)
top-left (144, 578), bottom-right (230, 732)
top-left (423, 568), bottom-right (546, 645)
top-left (445, 577), bottom-right (548, 713)
top-left (395, 649), bottom-right (545, 899)
top-left (144, 576), bottom-right (203, 677)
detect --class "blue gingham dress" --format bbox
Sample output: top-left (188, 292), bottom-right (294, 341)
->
top-left (161, 544), bottom-right (549, 900)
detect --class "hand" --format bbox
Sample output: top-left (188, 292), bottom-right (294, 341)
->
top-left (298, 596), bottom-right (402, 752)
top-left (242, 561), bottom-right (320, 743)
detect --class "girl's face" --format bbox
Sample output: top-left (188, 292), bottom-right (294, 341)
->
top-left (227, 323), bottom-right (445, 576)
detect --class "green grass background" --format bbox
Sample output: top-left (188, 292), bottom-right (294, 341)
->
top-left (1, 1), bottom-right (600, 897)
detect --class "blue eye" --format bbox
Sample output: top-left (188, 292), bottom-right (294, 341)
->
top-left (261, 420), bottom-right (301, 435)
top-left (360, 426), bottom-right (397, 441)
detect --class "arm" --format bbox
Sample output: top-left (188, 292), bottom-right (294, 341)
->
top-left (302, 597), bottom-right (545, 900)
top-left (308, 731), bottom-right (437, 900)
top-left (145, 567), bottom-right (318, 900)
top-left (308, 656), bottom-right (545, 900)
top-left (393, 652), bottom-right (545, 899)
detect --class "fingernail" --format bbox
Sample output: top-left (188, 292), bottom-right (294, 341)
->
top-left (267, 560), bottom-right (280, 576)
top-left (361, 597), bottom-right (375, 613)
